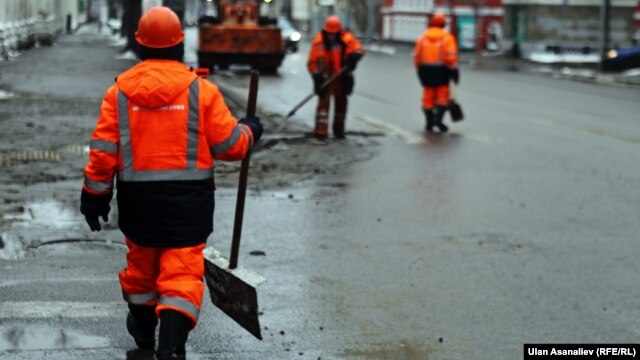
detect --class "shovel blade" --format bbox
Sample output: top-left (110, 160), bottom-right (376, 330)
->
top-left (203, 248), bottom-right (265, 340)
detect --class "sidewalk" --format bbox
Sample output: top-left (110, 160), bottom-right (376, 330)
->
top-left (468, 52), bottom-right (640, 88)
top-left (363, 41), bottom-right (640, 88)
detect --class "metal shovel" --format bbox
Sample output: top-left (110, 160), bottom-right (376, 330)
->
top-left (203, 70), bottom-right (265, 340)
top-left (278, 67), bottom-right (348, 131)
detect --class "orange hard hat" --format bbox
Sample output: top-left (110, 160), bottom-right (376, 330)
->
top-left (323, 15), bottom-right (342, 33)
top-left (135, 7), bottom-right (184, 48)
top-left (429, 13), bottom-right (446, 27)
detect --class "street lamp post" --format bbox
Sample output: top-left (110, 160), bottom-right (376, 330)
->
top-left (366, 0), bottom-right (376, 41)
top-left (599, 0), bottom-right (611, 71)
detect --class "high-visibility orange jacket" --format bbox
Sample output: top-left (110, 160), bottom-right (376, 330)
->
top-left (307, 31), bottom-right (365, 76)
top-left (414, 27), bottom-right (458, 87)
top-left (83, 59), bottom-right (253, 247)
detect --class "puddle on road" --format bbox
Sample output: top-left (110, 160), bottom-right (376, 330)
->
top-left (1, 198), bottom-right (123, 259)
top-left (3, 200), bottom-right (80, 229)
top-left (0, 325), bottom-right (110, 351)
top-left (1, 199), bottom-right (88, 260)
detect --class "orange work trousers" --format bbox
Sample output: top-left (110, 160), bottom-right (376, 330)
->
top-left (119, 238), bottom-right (205, 326)
top-left (315, 79), bottom-right (348, 137)
top-left (421, 85), bottom-right (450, 110)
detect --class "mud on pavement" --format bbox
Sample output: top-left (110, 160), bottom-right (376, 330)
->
top-left (0, 29), bottom-right (381, 257)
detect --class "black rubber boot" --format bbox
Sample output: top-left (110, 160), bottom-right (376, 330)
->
top-left (333, 115), bottom-right (346, 139)
top-left (126, 304), bottom-right (158, 350)
top-left (423, 109), bottom-right (435, 132)
top-left (434, 106), bottom-right (448, 133)
top-left (155, 310), bottom-right (192, 360)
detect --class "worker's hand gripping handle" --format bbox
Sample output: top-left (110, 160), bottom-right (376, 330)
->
top-left (229, 70), bottom-right (259, 269)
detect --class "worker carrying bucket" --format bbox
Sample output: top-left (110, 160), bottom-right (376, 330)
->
top-left (79, 6), bottom-right (263, 360)
top-left (307, 15), bottom-right (365, 140)
top-left (414, 13), bottom-right (460, 133)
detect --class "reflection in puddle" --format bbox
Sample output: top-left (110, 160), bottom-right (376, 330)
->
top-left (0, 326), bottom-right (109, 351)
top-left (3, 200), bottom-right (80, 229)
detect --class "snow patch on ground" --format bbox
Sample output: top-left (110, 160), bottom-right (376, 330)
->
top-left (0, 232), bottom-right (25, 260)
top-left (115, 50), bottom-right (138, 61)
top-left (0, 90), bottom-right (16, 100)
top-left (364, 43), bottom-right (397, 55)
top-left (528, 52), bottom-right (600, 64)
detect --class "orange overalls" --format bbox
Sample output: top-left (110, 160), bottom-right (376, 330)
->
top-left (307, 31), bottom-right (364, 138)
top-left (413, 27), bottom-right (458, 110)
top-left (83, 60), bottom-right (253, 326)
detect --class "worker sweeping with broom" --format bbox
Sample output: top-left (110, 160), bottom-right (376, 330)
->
top-left (79, 7), bottom-right (263, 359)
top-left (307, 15), bottom-right (365, 140)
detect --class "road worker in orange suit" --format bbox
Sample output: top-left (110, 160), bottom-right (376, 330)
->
top-left (307, 15), bottom-right (365, 139)
top-left (79, 7), bottom-right (262, 360)
top-left (414, 13), bottom-right (459, 133)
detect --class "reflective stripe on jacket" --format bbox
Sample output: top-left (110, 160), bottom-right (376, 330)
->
top-left (83, 59), bottom-right (252, 246)
top-left (83, 60), bottom-right (252, 195)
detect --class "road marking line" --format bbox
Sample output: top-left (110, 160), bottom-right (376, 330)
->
top-left (354, 114), bottom-right (499, 145)
top-left (0, 301), bottom-right (124, 318)
top-left (529, 117), bottom-right (640, 144)
top-left (453, 128), bottom-right (501, 144)
top-left (0, 278), bottom-right (117, 287)
top-left (353, 114), bottom-right (427, 144)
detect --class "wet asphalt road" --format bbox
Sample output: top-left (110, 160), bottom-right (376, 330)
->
top-left (207, 30), bottom-right (640, 358)
top-left (1, 25), bottom-right (640, 360)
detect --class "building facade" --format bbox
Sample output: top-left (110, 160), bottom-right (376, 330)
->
top-left (380, 0), bottom-right (505, 52)
top-left (0, 0), bottom-right (89, 59)
top-left (503, 0), bottom-right (639, 56)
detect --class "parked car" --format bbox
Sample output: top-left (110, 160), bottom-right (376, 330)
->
top-left (278, 17), bottom-right (301, 53)
top-left (602, 46), bottom-right (640, 72)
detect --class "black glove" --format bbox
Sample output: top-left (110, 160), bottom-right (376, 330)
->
top-left (238, 116), bottom-right (263, 143)
top-left (342, 74), bottom-right (354, 96)
top-left (346, 53), bottom-right (362, 71)
top-left (312, 73), bottom-right (328, 97)
top-left (450, 68), bottom-right (460, 84)
top-left (80, 189), bottom-right (112, 232)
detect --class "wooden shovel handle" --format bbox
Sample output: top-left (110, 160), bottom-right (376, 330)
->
top-left (229, 70), bottom-right (259, 269)
top-left (283, 66), bottom-right (348, 121)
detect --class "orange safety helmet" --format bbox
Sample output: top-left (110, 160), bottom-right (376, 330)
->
top-left (429, 12), bottom-right (446, 27)
top-left (135, 7), bottom-right (184, 48)
top-left (323, 15), bottom-right (342, 33)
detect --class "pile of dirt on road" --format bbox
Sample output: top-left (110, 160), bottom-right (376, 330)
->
top-left (215, 92), bottom-right (383, 190)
